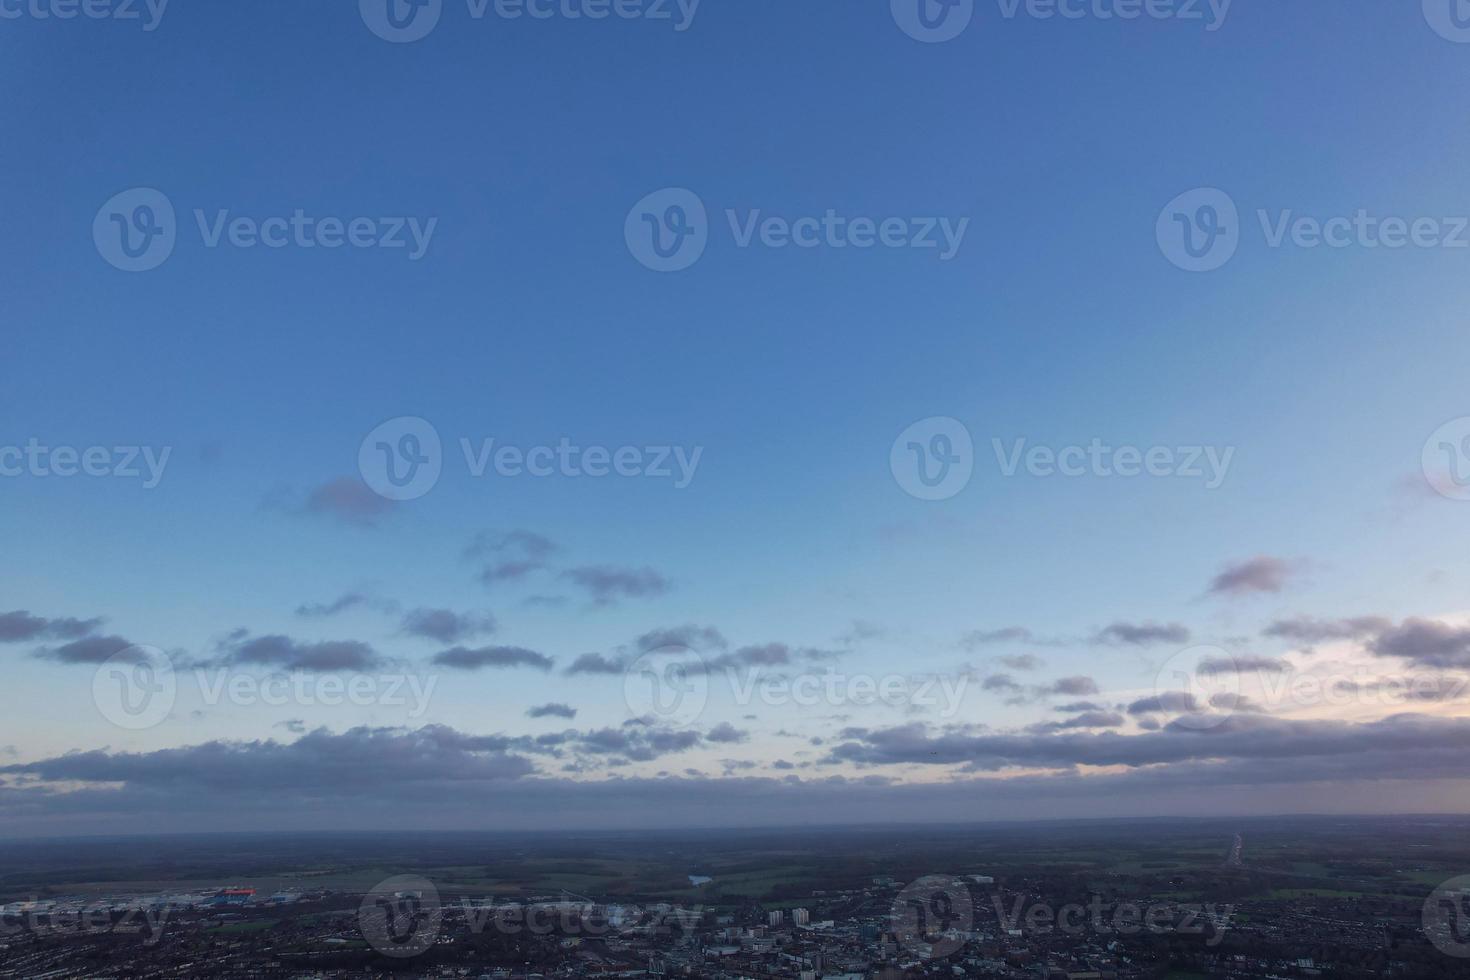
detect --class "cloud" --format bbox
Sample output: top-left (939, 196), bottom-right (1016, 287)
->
top-left (562, 565), bottom-right (670, 605)
top-left (960, 627), bottom-right (1034, 649)
top-left (0, 610), bottom-right (102, 643)
top-left (527, 703), bottom-right (577, 720)
top-left (1126, 692), bottom-right (1201, 715)
top-left (401, 608), bottom-right (498, 644)
top-left (825, 713), bottom-right (1470, 776)
top-left (1263, 616), bottom-right (1391, 644)
top-left (34, 635), bottom-right (142, 665)
top-left (1198, 654), bottom-right (1290, 675)
top-left (1370, 618), bottom-right (1470, 669)
top-left (564, 652), bottom-right (626, 676)
top-left (634, 624), bottom-right (727, 653)
top-left (997, 654), bottom-right (1044, 671)
top-left (431, 645), bottom-right (554, 671)
top-left (1026, 711), bottom-right (1125, 734)
top-left (1054, 701), bottom-right (1106, 713)
top-left (981, 673), bottom-right (1023, 694)
top-left (706, 722), bottom-right (749, 744)
top-left (837, 620), bottom-right (885, 647)
top-left (1207, 556), bottom-right (1295, 598)
top-left (1040, 676), bottom-right (1100, 697)
top-left (295, 592), bottom-right (399, 618)
top-left (216, 633), bottom-right (385, 672)
top-left (465, 530), bottom-right (558, 586)
top-left (1093, 622), bottom-right (1191, 646)
top-left (303, 477), bottom-right (395, 527)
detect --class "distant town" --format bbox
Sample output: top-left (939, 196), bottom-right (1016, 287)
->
top-left (3, 819), bottom-right (1469, 978)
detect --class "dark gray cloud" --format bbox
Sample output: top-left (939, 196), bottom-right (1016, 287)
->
top-left (5, 747), bottom-right (1466, 837)
top-left (997, 654), bottom-right (1043, 671)
top-left (635, 624), bottom-right (727, 653)
top-left (981, 673), bottom-right (1023, 694)
top-left (34, 635), bottom-right (142, 665)
top-left (564, 652), bottom-right (626, 676)
top-left (2, 725), bottom-right (534, 794)
top-left (980, 673), bottom-right (1097, 704)
top-left (216, 633), bottom-right (385, 672)
top-left (1042, 676), bottom-right (1100, 697)
top-left (1054, 701), bottom-right (1106, 713)
top-left (562, 565), bottom-right (670, 605)
top-left (706, 722), bottom-right (749, 744)
top-left (1126, 691), bottom-right (1201, 715)
top-left (959, 627), bottom-right (1033, 648)
top-left (527, 703), bottom-right (577, 719)
top-left (836, 620), bottom-right (885, 646)
top-left (825, 713), bottom-right (1470, 774)
top-left (1370, 618), bottom-right (1470, 669)
top-left (295, 592), bottom-right (399, 618)
top-left (1264, 615), bottom-right (1391, 644)
top-left (303, 477), bottom-right (394, 527)
top-left (1199, 654), bottom-right (1290, 675)
top-left (465, 530), bottom-right (559, 586)
top-left (1093, 622), bottom-right (1191, 646)
top-left (401, 608), bottom-right (498, 644)
top-left (1207, 556), bottom-right (1294, 597)
top-left (1026, 711), bottom-right (1125, 734)
top-left (432, 645), bottom-right (554, 671)
top-left (0, 610), bottom-right (102, 643)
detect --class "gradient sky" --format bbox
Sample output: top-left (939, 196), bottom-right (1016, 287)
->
top-left (5, 0), bottom-right (1470, 835)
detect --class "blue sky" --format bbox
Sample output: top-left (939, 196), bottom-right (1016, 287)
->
top-left (5, 0), bottom-right (1470, 832)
